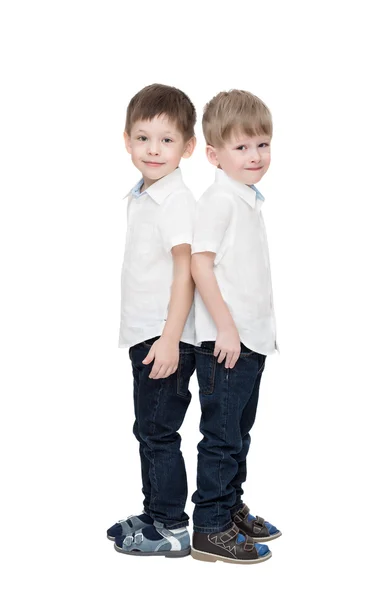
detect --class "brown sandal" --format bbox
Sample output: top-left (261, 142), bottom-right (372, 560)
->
top-left (233, 504), bottom-right (282, 542)
top-left (191, 523), bottom-right (272, 564)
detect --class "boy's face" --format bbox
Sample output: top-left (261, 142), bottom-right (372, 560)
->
top-left (124, 115), bottom-right (195, 187)
top-left (206, 132), bottom-right (271, 186)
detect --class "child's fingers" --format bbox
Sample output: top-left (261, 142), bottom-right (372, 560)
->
top-left (162, 364), bottom-right (177, 378)
top-left (149, 362), bottom-right (167, 379)
top-left (142, 349), bottom-right (155, 365)
top-left (148, 359), bottom-right (162, 378)
top-left (225, 352), bottom-right (233, 369)
top-left (217, 350), bottom-right (227, 364)
top-left (229, 350), bottom-right (240, 369)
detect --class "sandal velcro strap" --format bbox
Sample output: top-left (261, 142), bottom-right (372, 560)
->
top-left (243, 537), bottom-right (255, 552)
top-left (219, 524), bottom-right (239, 544)
top-left (233, 504), bottom-right (250, 524)
top-left (240, 504), bottom-right (250, 519)
top-left (253, 516), bottom-right (267, 534)
top-left (125, 535), bottom-right (133, 547)
top-left (134, 532), bottom-right (143, 545)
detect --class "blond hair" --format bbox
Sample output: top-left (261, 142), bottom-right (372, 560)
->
top-left (202, 90), bottom-right (272, 147)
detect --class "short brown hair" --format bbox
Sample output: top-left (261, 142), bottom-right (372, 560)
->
top-left (202, 90), bottom-right (272, 147)
top-left (125, 83), bottom-right (196, 141)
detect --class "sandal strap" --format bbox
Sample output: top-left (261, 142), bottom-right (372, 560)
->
top-left (239, 504), bottom-right (250, 519)
top-left (124, 530), bottom-right (144, 548)
top-left (233, 504), bottom-right (250, 523)
top-left (212, 524), bottom-right (258, 555)
top-left (219, 523), bottom-right (240, 544)
top-left (252, 516), bottom-right (267, 535)
top-left (233, 509), bottom-right (269, 536)
top-left (243, 537), bottom-right (255, 552)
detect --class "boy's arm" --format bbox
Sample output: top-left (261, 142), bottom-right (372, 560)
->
top-left (142, 243), bottom-right (194, 379)
top-left (191, 251), bottom-right (240, 369)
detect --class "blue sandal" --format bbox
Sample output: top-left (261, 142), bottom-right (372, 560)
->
top-left (107, 513), bottom-right (153, 541)
top-left (114, 523), bottom-right (191, 557)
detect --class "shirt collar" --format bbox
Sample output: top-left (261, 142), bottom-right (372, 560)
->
top-left (124, 167), bottom-right (183, 204)
top-left (214, 168), bottom-right (265, 209)
top-left (129, 178), bottom-right (144, 198)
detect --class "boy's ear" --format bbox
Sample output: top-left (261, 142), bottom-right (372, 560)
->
top-left (182, 136), bottom-right (196, 159)
top-left (206, 144), bottom-right (219, 167)
top-left (124, 131), bottom-right (132, 154)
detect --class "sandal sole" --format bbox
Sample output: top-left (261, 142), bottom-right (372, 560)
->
top-left (191, 548), bottom-right (272, 564)
top-left (114, 543), bottom-right (191, 558)
top-left (248, 531), bottom-right (282, 543)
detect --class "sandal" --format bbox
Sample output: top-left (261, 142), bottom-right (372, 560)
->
top-left (114, 523), bottom-right (191, 557)
top-left (233, 504), bottom-right (282, 542)
top-left (192, 523), bottom-right (271, 564)
top-left (106, 513), bottom-right (153, 541)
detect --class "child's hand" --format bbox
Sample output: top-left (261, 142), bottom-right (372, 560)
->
top-left (214, 326), bottom-right (241, 369)
top-left (142, 336), bottom-right (180, 379)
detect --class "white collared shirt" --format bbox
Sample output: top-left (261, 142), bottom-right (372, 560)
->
top-left (192, 168), bottom-right (278, 355)
top-left (119, 168), bottom-right (196, 348)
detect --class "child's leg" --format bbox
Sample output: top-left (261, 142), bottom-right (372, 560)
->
top-left (131, 356), bottom-right (152, 515)
top-left (229, 351), bottom-right (266, 510)
top-left (106, 343), bottom-right (155, 541)
top-left (192, 342), bottom-right (265, 534)
top-left (223, 349), bottom-right (281, 543)
top-left (131, 338), bottom-right (195, 528)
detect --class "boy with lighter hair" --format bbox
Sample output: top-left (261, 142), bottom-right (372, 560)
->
top-left (107, 84), bottom-right (197, 557)
top-left (191, 90), bottom-right (282, 564)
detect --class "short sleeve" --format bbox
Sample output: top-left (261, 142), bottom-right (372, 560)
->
top-left (159, 190), bottom-right (195, 252)
top-left (192, 191), bottom-right (233, 255)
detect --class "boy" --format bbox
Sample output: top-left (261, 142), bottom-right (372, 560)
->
top-left (190, 90), bottom-right (281, 564)
top-left (107, 84), bottom-right (197, 557)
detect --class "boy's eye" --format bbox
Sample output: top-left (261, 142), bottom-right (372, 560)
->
top-left (137, 136), bottom-right (148, 141)
top-left (163, 138), bottom-right (173, 143)
top-left (236, 145), bottom-right (247, 150)
top-left (259, 142), bottom-right (270, 148)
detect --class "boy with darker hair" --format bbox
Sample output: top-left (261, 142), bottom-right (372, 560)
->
top-left (107, 84), bottom-right (197, 557)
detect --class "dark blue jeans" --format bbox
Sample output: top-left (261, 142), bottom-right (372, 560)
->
top-left (192, 341), bottom-right (266, 533)
top-left (130, 337), bottom-right (196, 528)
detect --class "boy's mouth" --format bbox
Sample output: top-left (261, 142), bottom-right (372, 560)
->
top-left (245, 166), bottom-right (263, 171)
top-left (143, 161), bottom-right (165, 167)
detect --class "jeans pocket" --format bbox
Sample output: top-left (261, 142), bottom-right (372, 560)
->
top-left (258, 355), bottom-right (266, 374)
top-left (196, 350), bottom-right (217, 396)
top-left (142, 336), bottom-right (160, 348)
top-left (176, 349), bottom-right (195, 398)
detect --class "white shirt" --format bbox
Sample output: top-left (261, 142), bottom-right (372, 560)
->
top-left (119, 168), bottom-right (196, 349)
top-left (192, 168), bottom-right (278, 355)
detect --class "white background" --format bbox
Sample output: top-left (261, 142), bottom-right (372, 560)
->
top-left (1, 1), bottom-right (379, 598)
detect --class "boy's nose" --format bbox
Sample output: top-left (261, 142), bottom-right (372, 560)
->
top-left (249, 149), bottom-right (261, 162)
top-left (147, 143), bottom-right (160, 155)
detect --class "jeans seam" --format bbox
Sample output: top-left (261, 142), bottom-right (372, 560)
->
top-left (148, 378), bottom-right (165, 513)
top-left (217, 368), bottom-right (229, 519)
top-left (176, 354), bottom-right (189, 398)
